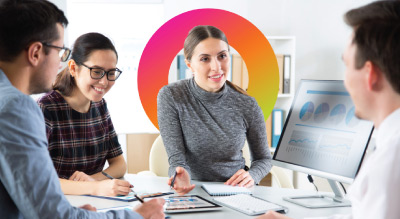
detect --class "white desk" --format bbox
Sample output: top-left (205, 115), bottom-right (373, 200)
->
top-left (66, 174), bottom-right (351, 218)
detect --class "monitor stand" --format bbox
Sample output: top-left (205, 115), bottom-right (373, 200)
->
top-left (283, 179), bottom-right (351, 208)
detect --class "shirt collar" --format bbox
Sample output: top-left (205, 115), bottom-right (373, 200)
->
top-left (376, 108), bottom-right (400, 149)
top-left (188, 77), bottom-right (227, 102)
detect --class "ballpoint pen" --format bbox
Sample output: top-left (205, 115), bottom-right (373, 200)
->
top-left (170, 171), bottom-right (177, 189)
top-left (101, 171), bottom-right (135, 193)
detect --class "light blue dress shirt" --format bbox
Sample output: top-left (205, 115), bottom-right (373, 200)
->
top-left (0, 69), bottom-right (142, 219)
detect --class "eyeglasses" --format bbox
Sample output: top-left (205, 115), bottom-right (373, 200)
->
top-left (42, 42), bottom-right (71, 62)
top-left (81, 63), bottom-right (122, 81)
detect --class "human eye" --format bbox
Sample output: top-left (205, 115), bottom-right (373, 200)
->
top-left (219, 53), bottom-right (228, 59)
top-left (92, 68), bottom-right (104, 76)
top-left (200, 56), bottom-right (209, 62)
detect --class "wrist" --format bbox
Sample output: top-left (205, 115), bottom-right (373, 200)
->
top-left (91, 181), bottom-right (101, 196)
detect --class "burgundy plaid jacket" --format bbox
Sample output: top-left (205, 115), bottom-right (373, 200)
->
top-left (37, 91), bottom-right (122, 179)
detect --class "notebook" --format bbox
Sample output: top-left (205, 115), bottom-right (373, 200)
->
top-left (201, 184), bottom-right (252, 196)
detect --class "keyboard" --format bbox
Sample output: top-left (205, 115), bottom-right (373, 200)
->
top-left (213, 194), bottom-right (287, 216)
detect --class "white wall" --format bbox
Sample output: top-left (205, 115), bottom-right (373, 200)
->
top-left (164, 0), bottom-right (373, 89)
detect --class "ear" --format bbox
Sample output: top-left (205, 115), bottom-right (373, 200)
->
top-left (365, 61), bottom-right (381, 91)
top-left (185, 59), bottom-right (195, 73)
top-left (26, 42), bottom-right (43, 67)
top-left (68, 59), bottom-right (77, 77)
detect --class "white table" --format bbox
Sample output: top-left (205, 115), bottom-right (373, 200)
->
top-left (66, 174), bottom-right (351, 218)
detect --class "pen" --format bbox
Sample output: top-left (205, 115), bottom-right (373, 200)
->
top-left (170, 171), bottom-right (177, 189)
top-left (134, 194), bottom-right (145, 203)
top-left (101, 171), bottom-right (135, 192)
top-left (102, 171), bottom-right (114, 180)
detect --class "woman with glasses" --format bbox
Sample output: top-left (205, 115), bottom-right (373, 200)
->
top-left (37, 32), bottom-right (130, 196)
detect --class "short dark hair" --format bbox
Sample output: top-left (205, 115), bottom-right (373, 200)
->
top-left (345, 1), bottom-right (400, 94)
top-left (0, 0), bottom-right (68, 62)
top-left (53, 32), bottom-right (118, 96)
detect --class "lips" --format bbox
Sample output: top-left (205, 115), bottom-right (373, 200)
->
top-left (92, 86), bottom-right (105, 93)
top-left (209, 74), bottom-right (223, 79)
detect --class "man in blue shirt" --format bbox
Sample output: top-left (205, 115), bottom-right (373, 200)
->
top-left (0, 1), bottom-right (164, 218)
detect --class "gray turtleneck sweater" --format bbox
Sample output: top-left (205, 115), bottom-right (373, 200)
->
top-left (157, 78), bottom-right (272, 183)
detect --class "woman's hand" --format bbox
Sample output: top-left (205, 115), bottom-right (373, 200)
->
top-left (225, 169), bottom-right (254, 188)
top-left (93, 179), bottom-right (131, 196)
top-left (167, 167), bottom-right (195, 195)
top-left (69, 171), bottom-right (96, 182)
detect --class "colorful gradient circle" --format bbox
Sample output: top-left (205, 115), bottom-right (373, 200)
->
top-left (138, 9), bottom-right (279, 129)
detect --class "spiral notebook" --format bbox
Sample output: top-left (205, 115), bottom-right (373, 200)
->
top-left (201, 184), bottom-right (252, 196)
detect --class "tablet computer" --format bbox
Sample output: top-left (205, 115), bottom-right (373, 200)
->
top-left (164, 195), bottom-right (222, 213)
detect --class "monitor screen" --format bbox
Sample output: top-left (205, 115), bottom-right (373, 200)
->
top-left (272, 80), bottom-right (374, 183)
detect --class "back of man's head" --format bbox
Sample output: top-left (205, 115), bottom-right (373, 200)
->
top-left (0, 0), bottom-right (68, 62)
top-left (345, 0), bottom-right (400, 94)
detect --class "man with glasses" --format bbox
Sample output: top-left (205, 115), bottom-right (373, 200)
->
top-left (0, 1), bottom-right (164, 218)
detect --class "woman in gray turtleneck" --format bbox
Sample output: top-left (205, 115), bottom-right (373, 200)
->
top-left (157, 25), bottom-right (272, 195)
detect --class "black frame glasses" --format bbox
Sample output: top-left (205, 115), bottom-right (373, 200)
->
top-left (42, 42), bottom-right (71, 62)
top-left (81, 63), bottom-right (122, 81)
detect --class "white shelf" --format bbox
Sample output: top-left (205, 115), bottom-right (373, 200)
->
top-left (268, 36), bottom-right (296, 115)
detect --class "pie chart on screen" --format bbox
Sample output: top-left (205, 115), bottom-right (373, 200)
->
top-left (314, 103), bottom-right (330, 123)
top-left (329, 104), bottom-right (346, 125)
top-left (299, 101), bottom-right (314, 121)
top-left (346, 106), bottom-right (359, 127)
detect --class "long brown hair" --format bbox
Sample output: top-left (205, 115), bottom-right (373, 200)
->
top-left (53, 32), bottom-right (118, 96)
top-left (184, 25), bottom-right (248, 96)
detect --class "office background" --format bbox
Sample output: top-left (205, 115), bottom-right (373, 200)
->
top-left (48, 0), bottom-right (375, 191)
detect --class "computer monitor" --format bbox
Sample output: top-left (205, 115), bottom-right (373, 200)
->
top-left (272, 80), bottom-right (374, 208)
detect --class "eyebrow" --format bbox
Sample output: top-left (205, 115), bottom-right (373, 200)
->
top-left (88, 65), bottom-right (117, 70)
top-left (198, 50), bottom-right (228, 57)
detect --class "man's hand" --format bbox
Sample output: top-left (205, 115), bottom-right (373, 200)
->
top-left (134, 198), bottom-right (166, 219)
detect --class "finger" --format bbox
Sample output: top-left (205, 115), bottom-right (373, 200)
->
top-left (238, 176), bottom-right (251, 187)
top-left (75, 173), bottom-right (83, 181)
top-left (231, 171), bottom-right (249, 186)
top-left (243, 179), bottom-right (254, 188)
top-left (117, 186), bottom-right (130, 196)
top-left (115, 179), bottom-right (131, 187)
top-left (69, 171), bottom-right (79, 180)
top-left (225, 174), bottom-right (238, 185)
top-left (155, 197), bottom-right (166, 205)
top-left (226, 169), bottom-right (245, 185)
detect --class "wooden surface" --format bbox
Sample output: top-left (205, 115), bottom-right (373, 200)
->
top-left (126, 133), bottom-right (159, 173)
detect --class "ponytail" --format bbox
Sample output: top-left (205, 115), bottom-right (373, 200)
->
top-left (53, 67), bottom-right (76, 96)
top-left (226, 80), bottom-right (249, 96)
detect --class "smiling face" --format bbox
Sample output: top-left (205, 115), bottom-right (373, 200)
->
top-left (71, 49), bottom-right (117, 102)
top-left (185, 38), bottom-right (230, 93)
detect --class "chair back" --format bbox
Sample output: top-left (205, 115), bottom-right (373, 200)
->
top-left (149, 135), bottom-right (169, 177)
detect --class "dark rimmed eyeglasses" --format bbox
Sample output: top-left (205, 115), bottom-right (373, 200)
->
top-left (81, 63), bottom-right (122, 81)
top-left (41, 42), bottom-right (71, 62)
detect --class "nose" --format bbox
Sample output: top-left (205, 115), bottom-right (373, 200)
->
top-left (210, 57), bottom-right (221, 72)
top-left (99, 75), bottom-right (108, 86)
